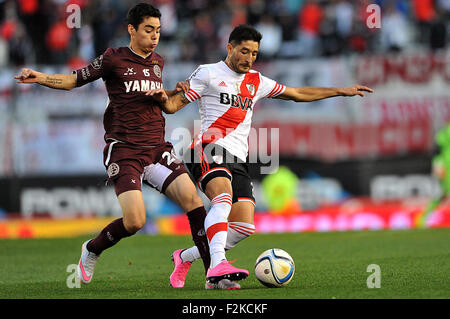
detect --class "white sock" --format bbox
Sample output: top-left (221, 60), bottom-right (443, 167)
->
top-left (180, 247), bottom-right (200, 263)
top-left (225, 222), bottom-right (255, 250)
top-left (182, 222), bottom-right (255, 262)
top-left (205, 193), bottom-right (232, 268)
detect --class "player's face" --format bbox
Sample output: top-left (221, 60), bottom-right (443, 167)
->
top-left (227, 40), bottom-right (259, 74)
top-left (129, 16), bottom-right (161, 54)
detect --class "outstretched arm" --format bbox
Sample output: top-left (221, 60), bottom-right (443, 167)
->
top-left (15, 68), bottom-right (77, 90)
top-left (145, 89), bottom-right (191, 114)
top-left (275, 85), bottom-right (374, 102)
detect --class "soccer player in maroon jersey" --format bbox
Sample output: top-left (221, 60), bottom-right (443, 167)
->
top-left (15, 3), bottom-right (213, 288)
top-left (147, 24), bottom-right (374, 289)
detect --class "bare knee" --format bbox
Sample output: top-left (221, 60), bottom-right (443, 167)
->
top-left (180, 191), bottom-right (204, 212)
top-left (122, 205), bottom-right (146, 234)
top-left (205, 177), bottom-right (232, 199)
top-left (164, 173), bottom-right (205, 212)
top-left (118, 190), bottom-right (146, 234)
top-left (123, 215), bottom-right (146, 234)
top-left (228, 201), bottom-right (255, 224)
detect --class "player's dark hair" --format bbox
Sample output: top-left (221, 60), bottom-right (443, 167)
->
top-left (126, 3), bottom-right (161, 31)
top-left (228, 25), bottom-right (262, 46)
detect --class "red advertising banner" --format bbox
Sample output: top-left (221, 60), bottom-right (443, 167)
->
top-left (155, 198), bottom-right (450, 235)
top-left (254, 202), bottom-right (450, 233)
top-left (251, 120), bottom-right (433, 161)
top-left (355, 52), bottom-right (450, 87)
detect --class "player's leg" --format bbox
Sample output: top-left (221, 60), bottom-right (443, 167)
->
top-left (180, 169), bottom-right (256, 268)
top-left (77, 147), bottom-right (145, 284)
top-left (226, 201), bottom-right (255, 250)
top-left (164, 173), bottom-right (210, 269)
top-left (201, 170), bottom-right (249, 284)
top-left (204, 167), bottom-right (256, 288)
top-left (88, 168), bottom-right (147, 254)
top-left (202, 176), bottom-right (249, 284)
top-left (203, 200), bottom-right (254, 290)
top-left (226, 166), bottom-right (256, 249)
top-left (163, 173), bottom-right (211, 287)
top-left (177, 201), bottom-right (253, 290)
top-left (180, 201), bottom-right (255, 260)
top-left (141, 146), bottom-right (211, 287)
top-left (165, 174), bottom-right (241, 289)
top-left (118, 189), bottom-right (147, 233)
top-left (165, 174), bottom-right (239, 284)
top-left (181, 143), bottom-right (248, 284)
top-left (77, 178), bottom-right (144, 284)
top-left (203, 176), bottom-right (234, 268)
top-left (186, 143), bottom-right (234, 270)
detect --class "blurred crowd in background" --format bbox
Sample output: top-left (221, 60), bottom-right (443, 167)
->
top-left (0, 0), bottom-right (449, 68)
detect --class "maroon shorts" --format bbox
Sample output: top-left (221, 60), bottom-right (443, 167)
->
top-left (103, 140), bottom-right (187, 196)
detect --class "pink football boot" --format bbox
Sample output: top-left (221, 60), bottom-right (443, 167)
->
top-left (206, 260), bottom-right (249, 283)
top-left (169, 249), bottom-right (192, 288)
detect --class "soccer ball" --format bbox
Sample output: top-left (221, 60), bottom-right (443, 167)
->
top-left (254, 248), bottom-right (295, 288)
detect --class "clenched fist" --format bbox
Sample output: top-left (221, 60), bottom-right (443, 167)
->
top-left (14, 68), bottom-right (42, 83)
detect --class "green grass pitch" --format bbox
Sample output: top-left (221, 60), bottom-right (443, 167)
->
top-left (0, 228), bottom-right (449, 299)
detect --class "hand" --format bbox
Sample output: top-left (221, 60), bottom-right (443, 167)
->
top-left (339, 85), bottom-right (374, 97)
top-left (175, 79), bottom-right (190, 94)
top-left (14, 68), bottom-right (41, 84)
top-left (145, 88), bottom-right (169, 103)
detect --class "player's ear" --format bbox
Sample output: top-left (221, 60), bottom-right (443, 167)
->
top-left (127, 24), bottom-right (136, 36)
top-left (226, 43), bottom-right (233, 56)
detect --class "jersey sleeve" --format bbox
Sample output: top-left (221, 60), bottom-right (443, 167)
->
top-left (259, 74), bottom-right (286, 99)
top-left (185, 65), bottom-right (209, 103)
top-left (73, 48), bottom-right (113, 87)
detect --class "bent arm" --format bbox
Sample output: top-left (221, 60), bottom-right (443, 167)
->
top-left (145, 89), bottom-right (191, 114)
top-left (275, 85), bottom-right (373, 102)
top-left (162, 91), bottom-right (191, 114)
top-left (15, 68), bottom-right (77, 90)
top-left (164, 79), bottom-right (190, 98)
top-left (164, 89), bottom-right (177, 97)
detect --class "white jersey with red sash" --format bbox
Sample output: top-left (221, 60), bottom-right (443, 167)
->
top-left (185, 61), bottom-right (286, 162)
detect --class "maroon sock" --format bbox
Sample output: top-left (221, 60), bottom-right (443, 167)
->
top-left (187, 206), bottom-right (210, 274)
top-left (87, 218), bottom-right (132, 255)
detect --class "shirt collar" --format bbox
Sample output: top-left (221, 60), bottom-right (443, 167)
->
top-left (128, 46), bottom-right (153, 59)
top-left (219, 60), bottom-right (245, 77)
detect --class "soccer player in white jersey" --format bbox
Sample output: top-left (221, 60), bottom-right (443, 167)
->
top-left (147, 25), bottom-right (373, 290)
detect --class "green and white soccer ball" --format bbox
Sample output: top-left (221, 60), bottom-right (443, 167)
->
top-left (254, 248), bottom-right (295, 288)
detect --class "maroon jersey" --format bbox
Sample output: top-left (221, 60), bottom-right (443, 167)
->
top-left (74, 47), bottom-right (165, 146)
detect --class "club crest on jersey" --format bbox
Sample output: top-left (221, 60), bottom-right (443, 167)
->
top-left (212, 155), bottom-right (223, 164)
top-left (246, 84), bottom-right (255, 96)
top-left (153, 65), bottom-right (161, 78)
top-left (107, 163), bottom-right (120, 177)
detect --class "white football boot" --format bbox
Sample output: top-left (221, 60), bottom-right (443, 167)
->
top-left (205, 278), bottom-right (241, 290)
top-left (76, 240), bottom-right (99, 284)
